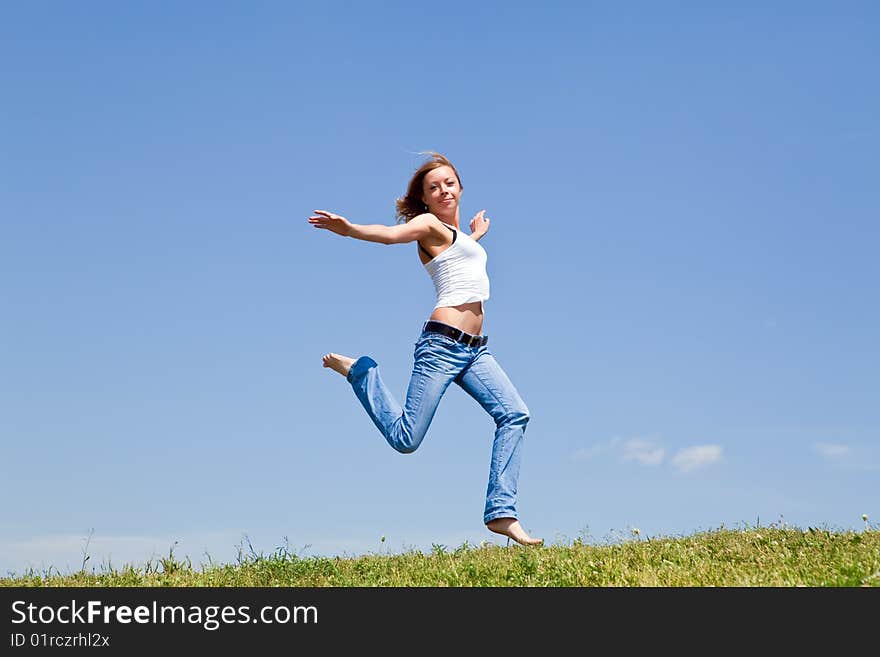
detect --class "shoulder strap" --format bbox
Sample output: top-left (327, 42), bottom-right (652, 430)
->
top-left (419, 224), bottom-right (456, 258)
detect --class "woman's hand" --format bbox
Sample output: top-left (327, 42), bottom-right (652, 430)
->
top-left (469, 209), bottom-right (490, 240)
top-left (308, 210), bottom-right (353, 237)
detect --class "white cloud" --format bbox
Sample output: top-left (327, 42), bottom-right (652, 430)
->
top-left (671, 445), bottom-right (722, 472)
top-left (811, 441), bottom-right (880, 471)
top-left (813, 442), bottom-right (852, 459)
top-left (573, 438), bottom-right (726, 473)
top-left (621, 439), bottom-right (665, 466)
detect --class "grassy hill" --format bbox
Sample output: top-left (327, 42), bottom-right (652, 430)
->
top-left (3, 525), bottom-right (878, 587)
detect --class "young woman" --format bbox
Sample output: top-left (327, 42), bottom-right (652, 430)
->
top-left (308, 152), bottom-right (542, 546)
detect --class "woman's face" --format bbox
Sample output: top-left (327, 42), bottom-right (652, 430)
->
top-left (421, 165), bottom-right (461, 216)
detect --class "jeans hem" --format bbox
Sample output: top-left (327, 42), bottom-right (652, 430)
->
top-left (346, 356), bottom-right (378, 384)
top-left (483, 511), bottom-right (518, 524)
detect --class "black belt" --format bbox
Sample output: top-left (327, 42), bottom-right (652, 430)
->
top-left (423, 320), bottom-right (488, 348)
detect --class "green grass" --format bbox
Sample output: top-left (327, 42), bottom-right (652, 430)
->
top-left (4, 524), bottom-right (879, 587)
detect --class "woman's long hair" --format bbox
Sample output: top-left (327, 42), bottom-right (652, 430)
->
top-left (395, 152), bottom-right (463, 223)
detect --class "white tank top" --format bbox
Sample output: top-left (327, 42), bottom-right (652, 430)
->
top-left (423, 224), bottom-right (491, 309)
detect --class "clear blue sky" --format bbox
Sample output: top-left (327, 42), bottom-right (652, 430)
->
top-left (2, 1), bottom-right (877, 575)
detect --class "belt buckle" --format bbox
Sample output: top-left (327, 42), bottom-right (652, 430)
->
top-left (467, 333), bottom-right (478, 348)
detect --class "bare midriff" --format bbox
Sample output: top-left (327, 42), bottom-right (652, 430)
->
top-left (429, 301), bottom-right (484, 336)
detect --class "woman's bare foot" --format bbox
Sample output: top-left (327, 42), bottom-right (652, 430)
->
top-left (486, 518), bottom-right (544, 546)
top-left (322, 353), bottom-right (356, 378)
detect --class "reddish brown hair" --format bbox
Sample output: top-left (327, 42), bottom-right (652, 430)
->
top-left (395, 152), bottom-right (463, 222)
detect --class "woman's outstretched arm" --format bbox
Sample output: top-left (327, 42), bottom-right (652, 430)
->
top-left (308, 210), bottom-right (436, 245)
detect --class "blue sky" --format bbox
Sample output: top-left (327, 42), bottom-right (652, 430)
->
top-left (2, 1), bottom-right (877, 575)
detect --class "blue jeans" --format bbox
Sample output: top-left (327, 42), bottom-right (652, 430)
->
top-left (346, 322), bottom-right (530, 524)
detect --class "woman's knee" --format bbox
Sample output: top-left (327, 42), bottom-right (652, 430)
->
top-left (389, 423), bottom-right (427, 454)
top-left (394, 440), bottom-right (419, 455)
top-left (497, 404), bottom-right (530, 428)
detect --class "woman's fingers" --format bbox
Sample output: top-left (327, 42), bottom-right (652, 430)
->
top-left (311, 210), bottom-right (346, 224)
top-left (309, 211), bottom-right (344, 224)
top-left (313, 209), bottom-right (343, 219)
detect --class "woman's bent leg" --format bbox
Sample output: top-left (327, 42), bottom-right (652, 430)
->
top-left (455, 348), bottom-right (531, 524)
top-left (346, 339), bottom-right (461, 453)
